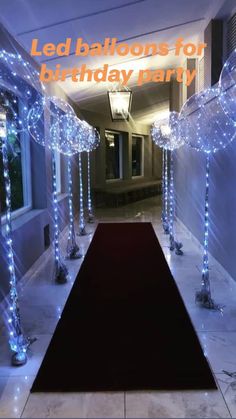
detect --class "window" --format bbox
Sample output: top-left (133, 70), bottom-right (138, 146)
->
top-left (105, 130), bottom-right (122, 180)
top-left (50, 102), bottom-right (63, 195)
top-left (55, 150), bottom-right (61, 194)
top-left (132, 135), bottom-right (144, 177)
top-left (0, 90), bottom-right (32, 218)
top-left (227, 12), bottom-right (236, 57)
top-left (198, 57), bottom-right (205, 92)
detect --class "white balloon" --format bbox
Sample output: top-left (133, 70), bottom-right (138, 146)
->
top-left (151, 111), bottom-right (183, 151)
top-left (179, 87), bottom-right (236, 153)
top-left (219, 48), bottom-right (236, 123)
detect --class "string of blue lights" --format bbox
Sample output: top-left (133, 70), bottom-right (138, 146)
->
top-left (66, 156), bottom-right (81, 259)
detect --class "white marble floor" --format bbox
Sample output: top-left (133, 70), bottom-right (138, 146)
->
top-left (0, 196), bottom-right (236, 418)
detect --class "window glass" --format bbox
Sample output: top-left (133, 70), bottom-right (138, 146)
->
top-left (132, 135), bottom-right (143, 177)
top-left (50, 103), bottom-right (64, 194)
top-left (55, 150), bottom-right (61, 194)
top-left (105, 131), bottom-right (122, 180)
top-left (0, 91), bottom-right (24, 214)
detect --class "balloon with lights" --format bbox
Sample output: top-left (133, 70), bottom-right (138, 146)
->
top-left (179, 86), bottom-right (236, 309)
top-left (0, 50), bottom-right (44, 366)
top-left (151, 121), bottom-right (169, 235)
top-left (151, 111), bottom-right (184, 255)
top-left (71, 119), bottom-right (92, 236)
top-left (80, 121), bottom-right (100, 223)
top-left (219, 48), bottom-right (236, 123)
top-left (53, 112), bottom-right (83, 259)
top-left (0, 50), bottom-right (44, 134)
top-left (28, 95), bottom-right (76, 284)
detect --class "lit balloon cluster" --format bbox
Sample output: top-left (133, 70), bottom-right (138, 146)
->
top-left (80, 121), bottom-right (100, 224)
top-left (51, 114), bottom-right (100, 235)
top-left (29, 97), bottom-right (100, 260)
top-left (151, 111), bottom-right (184, 255)
top-left (0, 49), bottom-right (100, 366)
top-left (178, 49), bottom-right (236, 310)
top-left (0, 50), bottom-right (44, 366)
top-left (28, 96), bottom-right (76, 284)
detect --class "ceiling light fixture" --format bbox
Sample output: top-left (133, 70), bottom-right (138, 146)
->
top-left (108, 85), bottom-right (132, 121)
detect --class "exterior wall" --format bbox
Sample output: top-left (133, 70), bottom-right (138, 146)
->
top-left (174, 138), bottom-right (236, 282)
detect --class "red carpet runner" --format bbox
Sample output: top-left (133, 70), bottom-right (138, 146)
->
top-left (32, 222), bottom-right (216, 391)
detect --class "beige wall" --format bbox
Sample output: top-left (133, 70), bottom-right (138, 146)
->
top-left (80, 109), bottom-right (162, 188)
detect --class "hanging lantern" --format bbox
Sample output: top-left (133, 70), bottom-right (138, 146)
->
top-left (108, 86), bottom-right (132, 121)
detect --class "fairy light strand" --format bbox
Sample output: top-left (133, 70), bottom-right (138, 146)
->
top-left (51, 150), bottom-right (68, 283)
top-left (66, 157), bottom-right (81, 259)
top-left (1, 125), bottom-right (29, 365)
top-left (78, 152), bottom-right (86, 235)
top-left (150, 112), bottom-right (183, 252)
top-left (161, 149), bottom-right (165, 229)
top-left (195, 154), bottom-right (218, 309)
top-left (169, 151), bottom-right (175, 250)
top-left (164, 148), bottom-right (169, 234)
top-left (87, 151), bottom-right (94, 222)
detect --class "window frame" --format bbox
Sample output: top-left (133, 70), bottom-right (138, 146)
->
top-left (1, 93), bottom-right (32, 224)
top-left (105, 129), bottom-right (123, 182)
top-left (131, 134), bottom-right (144, 179)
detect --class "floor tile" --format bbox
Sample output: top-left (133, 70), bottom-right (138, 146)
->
top-left (125, 389), bottom-right (230, 418)
top-left (198, 331), bottom-right (236, 374)
top-left (216, 372), bottom-right (236, 418)
top-left (22, 392), bottom-right (125, 418)
top-left (0, 335), bottom-right (52, 377)
top-left (0, 196), bottom-right (235, 418)
top-left (0, 375), bottom-right (34, 418)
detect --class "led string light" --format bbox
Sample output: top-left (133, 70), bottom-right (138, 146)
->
top-left (161, 149), bottom-right (165, 230)
top-left (162, 148), bottom-right (169, 234)
top-left (195, 154), bottom-right (215, 307)
top-left (0, 50), bottom-right (43, 365)
top-left (151, 122), bottom-right (169, 234)
top-left (28, 97), bottom-right (71, 284)
top-left (51, 149), bottom-right (68, 283)
top-left (0, 50), bottom-right (44, 135)
top-left (55, 114), bottom-right (89, 236)
top-left (168, 149), bottom-right (183, 255)
top-left (84, 126), bottom-right (100, 223)
top-left (168, 150), bottom-right (175, 250)
top-left (179, 85), bottom-right (236, 309)
top-left (28, 96), bottom-right (82, 282)
top-left (0, 50), bottom-right (99, 363)
top-left (0, 112), bottom-right (35, 366)
top-left (78, 151), bottom-right (86, 235)
top-left (51, 112), bottom-right (81, 259)
top-left (48, 101), bottom-right (72, 284)
top-left (151, 112), bottom-right (184, 254)
top-left (66, 156), bottom-right (81, 259)
top-left (164, 149), bottom-right (169, 234)
top-left (74, 121), bottom-right (100, 233)
top-left (87, 151), bottom-right (93, 222)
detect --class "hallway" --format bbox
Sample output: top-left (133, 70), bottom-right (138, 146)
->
top-left (0, 197), bottom-right (236, 418)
